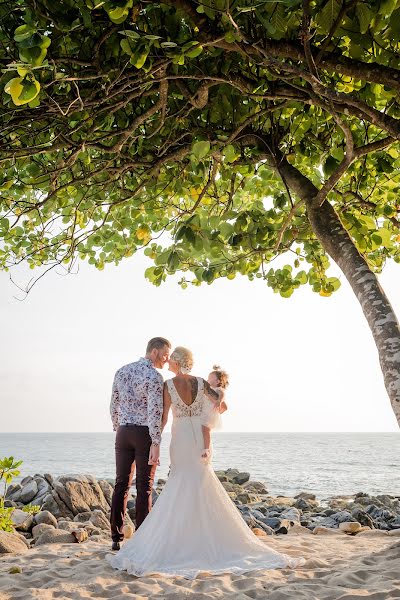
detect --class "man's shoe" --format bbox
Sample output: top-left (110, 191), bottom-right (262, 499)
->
top-left (111, 541), bottom-right (120, 551)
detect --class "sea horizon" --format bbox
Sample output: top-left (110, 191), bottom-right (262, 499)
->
top-left (1, 432), bottom-right (399, 500)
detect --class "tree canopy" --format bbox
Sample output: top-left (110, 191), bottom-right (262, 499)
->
top-left (1, 0), bottom-right (400, 296)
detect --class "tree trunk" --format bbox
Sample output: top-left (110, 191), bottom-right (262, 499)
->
top-left (273, 155), bottom-right (400, 426)
top-left (306, 200), bottom-right (400, 425)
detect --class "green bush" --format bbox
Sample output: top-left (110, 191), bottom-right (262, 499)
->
top-left (0, 456), bottom-right (23, 532)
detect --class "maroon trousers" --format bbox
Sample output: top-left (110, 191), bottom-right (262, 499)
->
top-left (110, 424), bottom-right (157, 542)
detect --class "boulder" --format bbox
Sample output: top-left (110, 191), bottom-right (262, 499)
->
top-left (32, 523), bottom-right (55, 539)
top-left (313, 526), bottom-right (345, 535)
top-left (89, 510), bottom-right (110, 531)
top-left (71, 529), bottom-right (89, 543)
top-left (0, 531), bottom-right (29, 554)
top-left (351, 508), bottom-right (375, 529)
top-left (11, 509), bottom-right (34, 532)
top-left (295, 492), bottom-right (316, 501)
top-left (280, 508), bottom-right (301, 523)
top-left (73, 511), bottom-right (93, 523)
top-left (34, 510), bottom-right (58, 527)
top-left (30, 477), bottom-right (51, 506)
top-left (233, 472), bottom-right (250, 485)
top-left (21, 476), bottom-right (33, 486)
top-left (339, 521), bottom-right (362, 534)
top-left (19, 480), bottom-right (38, 504)
top-left (287, 524), bottom-right (313, 536)
top-left (98, 480), bottom-right (114, 506)
top-left (35, 529), bottom-right (76, 546)
top-left (54, 475), bottom-right (110, 515)
top-left (41, 491), bottom-right (74, 519)
top-left (243, 481), bottom-right (268, 494)
top-left (6, 484), bottom-right (22, 503)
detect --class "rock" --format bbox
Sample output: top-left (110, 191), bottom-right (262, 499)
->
top-left (11, 509), bottom-right (34, 532)
top-left (287, 524), bottom-right (313, 536)
top-left (44, 474), bottom-right (54, 486)
top-left (252, 528), bottom-right (266, 536)
top-left (19, 480), bottom-right (38, 504)
top-left (74, 511), bottom-right (93, 523)
top-left (388, 529), bottom-right (400, 536)
top-left (34, 510), bottom-right (58, 527)
top-left (225, 468), bottom-right (239, 478)
top-left (313, 526), bottom-right (345, 535)
top-left (54, 475), bottom-right (110, 515)
top-left (0, 531), bottom-right (29, 554)
top-left (4, 500), bottom-right (17, 508)
top-left (98, 480), bottom-right (114, 506)
top-left (35, 529), bottom-right (76, 545)
top-left (72, 529), bottom-right (89, 543)
top-left (127, 499), bottom-right (136, 510)
top-left (30, 477), bottom-right (51, 506)
top-left (233, 472), bottom-right (250, 485)
top-left (21, 476), bottom-right (33, 486)
top-left (58, 520), bottom-right (91, 533)
top-left (215, 471), bottom-right (228, 482)
top-left (295, 498), bottom-right (312, 511)
top-left (237, 492), bottom-right (260, 504)
top-left (295, 492), bottom-right (316, 501)
top-left (32, 523), bottom-right (55, 539)
top-left (6, 484), bottom-right (22, 503)
top-left (243, 481), bottom-right (268, 494)
top-left (89, 510), bottom-right (110, 531)
top-left (41, 491), bottom-right (74, 519)
top-left (351, 508), bottom-right (375, 529)
top-left (157, 478), bottom-right (166, 486)
top-left (339, 522), bottom-right (362, 534)
top-left (280, 508), bottom-right (301, 523)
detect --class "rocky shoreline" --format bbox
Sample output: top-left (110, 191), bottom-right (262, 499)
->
top-left (2, 468), bottom-right (400, 554)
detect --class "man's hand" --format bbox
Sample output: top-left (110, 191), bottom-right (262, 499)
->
top-left (148, 443), bottom-right (160, 466)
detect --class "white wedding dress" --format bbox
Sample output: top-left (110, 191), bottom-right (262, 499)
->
top-left (107, 377), bottom-right (303, 579)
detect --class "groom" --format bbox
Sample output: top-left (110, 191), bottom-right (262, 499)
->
top-left (109, 337), bottom-right (171, 551)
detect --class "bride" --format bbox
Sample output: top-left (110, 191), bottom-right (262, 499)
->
top-left (107, 347), bottom-right (303, 578)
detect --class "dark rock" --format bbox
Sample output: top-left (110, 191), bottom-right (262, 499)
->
top-left (20, 480), bottom-right (38, 504)
top-left (351, 508), bottom-right (375, 528)
top-left (233, 472), bottom-right (251, 485)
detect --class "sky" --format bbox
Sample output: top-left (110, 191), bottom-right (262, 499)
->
top-left (1, 251), bottom-right (399, 433)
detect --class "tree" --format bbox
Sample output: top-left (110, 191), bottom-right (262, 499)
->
top-left (1, 0), bottom-right (400, 422)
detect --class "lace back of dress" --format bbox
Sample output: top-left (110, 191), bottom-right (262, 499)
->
top-left (167, 378), bottom-right (203, 418)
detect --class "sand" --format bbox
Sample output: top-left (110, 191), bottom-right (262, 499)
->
top-left (0, 532), bottom-right (399, 599)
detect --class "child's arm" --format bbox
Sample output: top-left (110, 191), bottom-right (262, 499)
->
top-left (201, 425), bottom-right (211, 459)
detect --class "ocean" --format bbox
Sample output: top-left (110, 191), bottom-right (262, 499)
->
top-left (1, 432), bottom-right (399, 500)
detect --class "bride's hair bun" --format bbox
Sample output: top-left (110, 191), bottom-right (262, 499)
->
top-left (211, 365), bottom-right (229, 389)
top-left (170, 346), bottom-right (194, 374)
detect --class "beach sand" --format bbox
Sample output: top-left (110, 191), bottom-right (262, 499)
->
top-left (0, 531), bottom-right (399, 599)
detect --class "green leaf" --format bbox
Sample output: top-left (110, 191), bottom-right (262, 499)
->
top-left (192, 141), bottom-right (211, 159)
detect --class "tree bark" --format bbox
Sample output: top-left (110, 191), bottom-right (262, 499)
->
top-left (274, 155), bottom-right (400, 425)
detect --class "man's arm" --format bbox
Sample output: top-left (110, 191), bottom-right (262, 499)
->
top-left (110, 373), bottom-right (120, 432)
top-left (147, 373), bottom-right (164, 445)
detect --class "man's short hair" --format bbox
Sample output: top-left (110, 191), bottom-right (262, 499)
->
top-left (146, 337), bottom-right (171, 353)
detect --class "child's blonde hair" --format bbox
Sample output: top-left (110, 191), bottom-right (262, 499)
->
top-left (211, 365), bottom-right (229, 389)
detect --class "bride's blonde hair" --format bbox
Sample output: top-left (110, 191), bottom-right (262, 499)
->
top-left (170, 346), bottom-right (194, 374)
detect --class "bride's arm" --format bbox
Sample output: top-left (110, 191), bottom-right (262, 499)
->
top-left (161, 383), bottom-right (172, 431)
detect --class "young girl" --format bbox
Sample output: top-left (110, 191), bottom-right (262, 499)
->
top-left (201, 365), bottom-right (229, 460)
